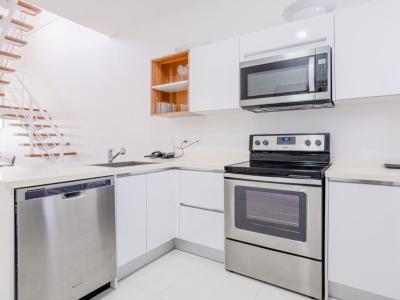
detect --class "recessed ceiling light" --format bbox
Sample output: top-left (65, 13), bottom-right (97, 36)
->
top-left (283, 0), bottom-right (336, 22)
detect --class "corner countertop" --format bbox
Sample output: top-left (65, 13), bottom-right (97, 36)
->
top-left (0, 155), bottom-right (248, 190)
top-left (326, 158), bottom-right (400, 185)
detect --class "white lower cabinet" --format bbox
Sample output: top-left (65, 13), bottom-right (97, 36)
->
top-left (116, 169), bottom-right (225, 270)
top-left (178, 170), bottom-right (224, 211)
top-left (146, 171), bottom-right (174, 251)
top-left (116, 174), bottom-right (147, 267)
top-left (178, 170), bottom-right (225, 251)
top-left (328, 181), bottom-right (400, 299)
top-left (116, 171), bottom-right (175, 268)
top-left (179, 205), bottom-right (224, 251)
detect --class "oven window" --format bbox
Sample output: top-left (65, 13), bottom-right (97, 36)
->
top-left (235, 186), bottom-right (307, 242)
top-left (241, 56), bottom-right (313, 100)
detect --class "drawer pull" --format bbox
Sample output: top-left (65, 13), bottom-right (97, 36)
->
top-left (180, 203), bottom-right (224, 214)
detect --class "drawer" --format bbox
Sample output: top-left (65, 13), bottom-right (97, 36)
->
top-left (179, 205), bottom-right (224, 251)
top-left (180, 186), bottom-right (223, 211)
top-left (179, 170), bottom-right (223, 191)
top-left (179, 170), bottom-right (224, 211)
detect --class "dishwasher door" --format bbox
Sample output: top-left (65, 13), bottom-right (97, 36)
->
top-left (16, 177), bottom-right (116, 300)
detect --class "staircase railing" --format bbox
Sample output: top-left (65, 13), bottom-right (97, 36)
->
top-left (3, 81), bottom-right (67, 161)
top-left (0, 0), bottom-right (68, 162)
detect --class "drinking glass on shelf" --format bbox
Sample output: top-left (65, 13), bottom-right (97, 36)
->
top-left (171, 103), bottom-right (177, 112)
top-left (180, 104), bottom-right (189, 111)
top-left (177, 64), bottom-right (188, 81)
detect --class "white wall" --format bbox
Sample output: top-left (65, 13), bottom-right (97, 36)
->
top-left (5, 0), bottom-right (399, 164)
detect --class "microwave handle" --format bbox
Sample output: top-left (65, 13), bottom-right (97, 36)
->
top-left (308, 56), bottom-right (316, 92)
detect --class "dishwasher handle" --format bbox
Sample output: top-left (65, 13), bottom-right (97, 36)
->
top-left (62, 191), bottom-right (83, 199)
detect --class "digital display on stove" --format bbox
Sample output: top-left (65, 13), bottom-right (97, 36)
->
top-left (277, 136), bottom-right (296, 145)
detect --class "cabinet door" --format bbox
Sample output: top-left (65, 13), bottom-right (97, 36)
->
top-left (179, 205), bottom-right (224, 251)
top-left (116, 175), bottom-right (147, 267)
top-left (328, 181), bottom-right (400, 299)
top-left (190, 37), bottom-right (240, 112)
top-left (179, 170), bottom-right (224, 211)
top-left (335, 0), bottom-right (400, 100)
top-left (147, 171), bottom-right (174, 251)
top-left (240, 13), bottom-right (334, 62)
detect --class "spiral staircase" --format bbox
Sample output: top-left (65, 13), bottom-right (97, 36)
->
top-left (0, 0), bottom-right (76, 161)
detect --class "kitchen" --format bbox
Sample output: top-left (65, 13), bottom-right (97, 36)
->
top-left (1, 0), bottom-right (400, 299)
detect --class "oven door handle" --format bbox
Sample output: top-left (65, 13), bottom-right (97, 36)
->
top-left (224, 173), bottom-right (322, 186)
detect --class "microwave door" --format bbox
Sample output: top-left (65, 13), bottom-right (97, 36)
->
top-left (240, 55), bottom-right (317, 106)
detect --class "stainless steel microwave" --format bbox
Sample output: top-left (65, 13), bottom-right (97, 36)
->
top-left (240, 46), bottom-right (333, 112)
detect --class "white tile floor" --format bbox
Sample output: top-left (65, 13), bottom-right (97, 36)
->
top-left (93, 250), bottom-right (318, 300)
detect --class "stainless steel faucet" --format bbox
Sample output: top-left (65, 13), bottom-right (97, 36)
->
top-left (108, 148), bottom-right (126, 163)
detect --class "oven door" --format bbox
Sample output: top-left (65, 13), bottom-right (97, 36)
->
top-left (240, 46), bottom-right (331, 110)
top-left (225, 174), bottom-right (323, 260)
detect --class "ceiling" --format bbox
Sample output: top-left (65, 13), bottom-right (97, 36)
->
top-left (30, 0), bottom-right (373, 36)
top-left (29, 0), bottom-right (213, 36)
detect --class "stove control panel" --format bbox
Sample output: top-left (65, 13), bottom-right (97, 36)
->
top-left (251, 134), bottom-right (329, 152)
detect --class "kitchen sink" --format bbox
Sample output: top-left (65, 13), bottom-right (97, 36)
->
top-left (93, 161), bottom-right (157, 168)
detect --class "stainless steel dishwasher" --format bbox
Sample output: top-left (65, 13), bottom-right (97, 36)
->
top-left (15, 176), bottom-right (116, 300)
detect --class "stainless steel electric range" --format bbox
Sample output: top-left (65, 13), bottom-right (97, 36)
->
top-left (224, 133), bottom-right (330, 300)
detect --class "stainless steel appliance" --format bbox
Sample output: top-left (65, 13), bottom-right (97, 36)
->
top-left (240, 46), bottom-right (333, 112)
top-left (224, 133), bottom-right (330, 299)
top-left (15, 177), bottom-right (116, 300)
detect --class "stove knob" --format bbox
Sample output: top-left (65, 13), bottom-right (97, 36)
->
top-left (263, 140), bottom-right (269, 146)
top-left (255, 140), bottom-right (261, 146)
top-left (315, 139), bottom-right (322, 147)
top-left (305, 140), bottom-right (312, 147)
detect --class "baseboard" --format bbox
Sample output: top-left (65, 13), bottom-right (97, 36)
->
top-left (174, 238), bottom-right (224, 263)
top-left (117, 239), bottom-right (175, 280)
top-left (329, 281), bottom-right (396, 300)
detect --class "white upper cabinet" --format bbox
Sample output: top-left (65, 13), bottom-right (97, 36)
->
top-left (328, 181), bottom-right (400, 299)
top-left (116, 174), bottom-right (147, 267)
top-left (146, 171), bottom-right (175, 251)
top-left (335, 0), bottom-right (400, 100)
top-left (190, 37), bottom-right (240, 112)
top-left (240, 13), bottom-right (334, 62)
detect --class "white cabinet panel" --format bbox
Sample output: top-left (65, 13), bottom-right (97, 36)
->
top-left (240, 13), bottom-right (334, 62)
top-left (190, 37), bottom-right (240, 112)
top-left (180, 187), bottom-right (224, 211)
top-left (179, 205), bottom-right (224, 251)
top-left (147, 171), bottom-right (175, 251)
top-left (335, 0), bottom-right (400, 100)
top-left (116, 175), bottom-right (147, 267)
top-left (179, 170), bottom-right (224, 191)
top-left (328, 181), bottom-right (400, 299)
top-left (179, 170), bottom-right (224, 211)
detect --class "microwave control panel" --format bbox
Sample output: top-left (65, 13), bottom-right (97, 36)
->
top-left (316, 53), bottom-right (329, 92)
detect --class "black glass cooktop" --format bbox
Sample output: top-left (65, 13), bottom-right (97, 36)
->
top-left (225, 161), bottom-right (330, 179)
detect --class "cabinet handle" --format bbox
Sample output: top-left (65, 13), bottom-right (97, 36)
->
top-left (180, 203), bottom-right (224, 214)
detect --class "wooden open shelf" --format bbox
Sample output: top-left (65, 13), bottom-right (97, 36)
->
top-left (151, 51), bottom-right (192, 117)
top-left (152, 80), bottom-right (189, 93)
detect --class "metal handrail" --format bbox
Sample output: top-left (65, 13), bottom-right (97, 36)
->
top-left (0, 0), bottom-right (69, 162)
top-left (12, 74), bottom-right (68, 159)
top-left (4, 96), bottom-right (58, 161)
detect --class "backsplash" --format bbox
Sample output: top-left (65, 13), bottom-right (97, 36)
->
top-left (171, 99), bottom-right (400, 161)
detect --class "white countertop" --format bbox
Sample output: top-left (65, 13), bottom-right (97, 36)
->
top-left (4, 155), bottom-right (399, 189)
top-left (326, 158), bottom-right (400, 184)
top-left (0, 155), bottom-right (247, 189)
